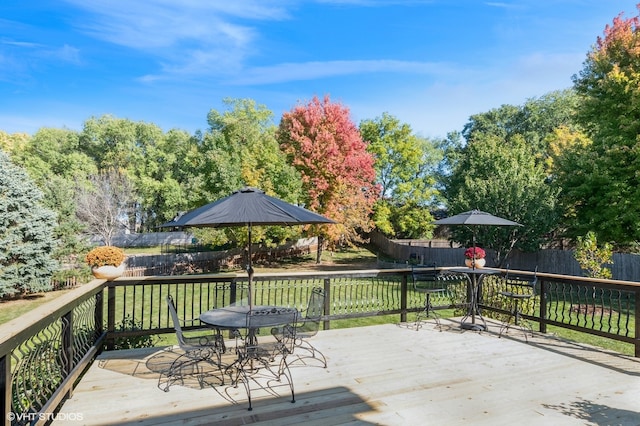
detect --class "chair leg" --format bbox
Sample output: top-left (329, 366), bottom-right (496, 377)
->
top-left (415, 293), bottom-right (442, 331)
top-left (290, 340), bottom-right (327, 368)
top-left (499, 299), bottom-right (533, 342)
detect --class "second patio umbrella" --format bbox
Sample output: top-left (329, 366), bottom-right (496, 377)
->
top-left (160, 187), bottom-right (336, 307)
top-left (433, 209), bottom-right (522, 268)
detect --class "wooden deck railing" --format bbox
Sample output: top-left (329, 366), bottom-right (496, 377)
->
top-left (1, 268), bottom-right (639, 425)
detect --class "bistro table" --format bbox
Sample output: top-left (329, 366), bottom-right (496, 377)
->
top-left (199, 305), bottom-right (299, 349)
top-left (200, 305), bottom-right (298, 330)
top-left (199, 305), bottom-right (299, 385)
top-left (449, 267), bottom-right (501, 331)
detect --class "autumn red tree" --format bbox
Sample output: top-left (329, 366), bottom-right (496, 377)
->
top-left (277, 95), bottom-right (379, 249)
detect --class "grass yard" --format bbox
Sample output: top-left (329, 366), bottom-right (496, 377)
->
top-left (1, 245), bottom-right (636, 357)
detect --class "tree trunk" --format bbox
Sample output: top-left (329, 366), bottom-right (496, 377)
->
top-left (316, 235), bottom-right (324, 264)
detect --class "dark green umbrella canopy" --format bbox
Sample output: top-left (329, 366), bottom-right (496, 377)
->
top-left (433, 210), bottom-right (521, 227)
top-left (163, 187), bottom-right (335, 228)
top-left (433, 210), bottom-right (522, 268)
top-left (160, 187), bottom-right (336, 307)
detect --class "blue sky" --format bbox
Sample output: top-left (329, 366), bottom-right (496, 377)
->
top-left (1, 1), bottom-right (637, 139)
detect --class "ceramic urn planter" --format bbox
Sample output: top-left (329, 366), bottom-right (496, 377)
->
top-left (91, 263), bottom-right (126, 280)
top-left (465, 258), bottom-right (486, 268)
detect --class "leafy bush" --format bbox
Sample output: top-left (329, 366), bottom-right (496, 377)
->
top-left (112, 315), bottom-right (156, 350)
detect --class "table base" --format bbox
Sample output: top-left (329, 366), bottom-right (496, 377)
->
top-left (461, 322), bottom-right (486, 331)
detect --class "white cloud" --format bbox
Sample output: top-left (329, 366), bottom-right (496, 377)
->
top-left (228, 59), bottom-right (457, 85)
top-left (61, 0), bottom-right (291, 78)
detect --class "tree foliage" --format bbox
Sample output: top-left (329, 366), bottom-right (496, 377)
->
top-left (9, 128), bottom-right (96, 262)
top-left (565, 5), bottom-right (640, 245)
top-left (574, 231), bottom-right (613, 279)
top-left (196, 98), bottom-right (304, 249)
top-left (79, 115), bottom-right (196, 231)
top-left (277, 95), bottom-right (379, 247)
top-left (201, 98), bottom-right (301, 203)
top-left (443, 101), bottom-right (563, 266)
top-left (360, 112), bottom-right (442, 238)
top-left (0, 150), bottom-right (58, 297)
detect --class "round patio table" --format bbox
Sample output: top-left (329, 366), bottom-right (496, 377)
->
top-left (199, 305), bottom-right (298, 331)
top-left (449, 267), bottom-right (501, 331)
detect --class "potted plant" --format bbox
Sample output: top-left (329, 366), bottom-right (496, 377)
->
top-left (464, 246), bottom-right (486, 268)
top-left (85, 245), bottom-right (126, 279)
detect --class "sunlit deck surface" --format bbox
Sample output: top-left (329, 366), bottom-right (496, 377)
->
top-left (53, 319), bottom-right (640, 426)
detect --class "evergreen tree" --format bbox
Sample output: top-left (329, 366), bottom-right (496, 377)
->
top-left (0, 151), bottom-right (58, 297)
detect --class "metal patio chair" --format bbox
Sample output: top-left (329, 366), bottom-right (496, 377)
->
top-left (230, 307), bottom-right (298, 411)
top-left (158, 295), bottom-right (225, 391)
top-left (290, 287), bottom-right (327, 367)
top-left (498, 268), bottom-right (538, 342)
top-left (412, 264), bottom-right (446, 331)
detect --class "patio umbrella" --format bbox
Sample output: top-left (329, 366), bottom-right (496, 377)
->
top-left (433, 210), bottom-right (522, 268)
top-left (160, 187), bottom-right (336, 307)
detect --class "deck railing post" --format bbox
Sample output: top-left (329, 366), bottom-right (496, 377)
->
top-left (539, 278), bottom-right (547, 334)
top-left (400, 272), bottom-right (408, 323)
top-left (230, 279), bottom-right (238, 306)
top-left (635, 288), bottom-right (640, 358)
top-left (323, 278), bottom-right (331, 330)
top-left (1, 354), bottom-right (10, 426)
top-left (95, 291), bottom-right (104, 341)
top-left (106, 285), bottom-right (116, 351)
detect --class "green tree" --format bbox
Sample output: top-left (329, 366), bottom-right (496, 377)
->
top-left (574, 231), bottom-right (613, 279)
top-left (195, 98), bottom-right (303, 249)
top-left (441, 92), bottom-right (576, 264)
top-left (0, 150), bottom-right (58, 297)
top-left (443, 133), bottom-right (559, 266)
top-left (10, 128), bottom-right (96, 264)
top-left (360, 113), bottom-right (442, 238)
top-left (463, 90), bottom-right (578, 159)
top-left (566, 6), bottom-right (640, 245)
top-left (79, 115), bottom-right (198, 231)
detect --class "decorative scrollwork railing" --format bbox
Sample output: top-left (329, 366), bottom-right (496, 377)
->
top-left (1, 268), bottom-right (639, 426)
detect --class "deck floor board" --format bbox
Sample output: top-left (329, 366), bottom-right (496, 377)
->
top-left (53, 319), bottom-right (640, 425)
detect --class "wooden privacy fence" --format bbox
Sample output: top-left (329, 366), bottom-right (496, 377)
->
top-left (370, 231), bottom-right (640, 281)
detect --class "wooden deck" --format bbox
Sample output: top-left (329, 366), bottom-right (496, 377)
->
top-left (53, 319), bottom-right (640, 425)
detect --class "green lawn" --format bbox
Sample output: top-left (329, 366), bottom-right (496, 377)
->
top-left (2, 245), bottom-right (636, 357)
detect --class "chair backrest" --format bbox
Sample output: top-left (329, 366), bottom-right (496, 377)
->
top-left (246, 307), bottom-right (298, 329)
top-left (298, 287), bottom-right (325, 336)
top-left (246, 307), bottom-right (298, 353)
top-left (412, 264), bottom-right (442, 291)
top-left (166, 295), bottom-right (188, 348)
top-left (503, 267), bottom-right (538, 295)
top-left (305, 287), bottom-right (325, 320)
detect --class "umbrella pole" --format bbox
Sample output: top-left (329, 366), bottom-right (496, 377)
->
top-left (472, 230), bottom-right (476, 269)
top-left (247, 224), bottom-right (253, 310)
